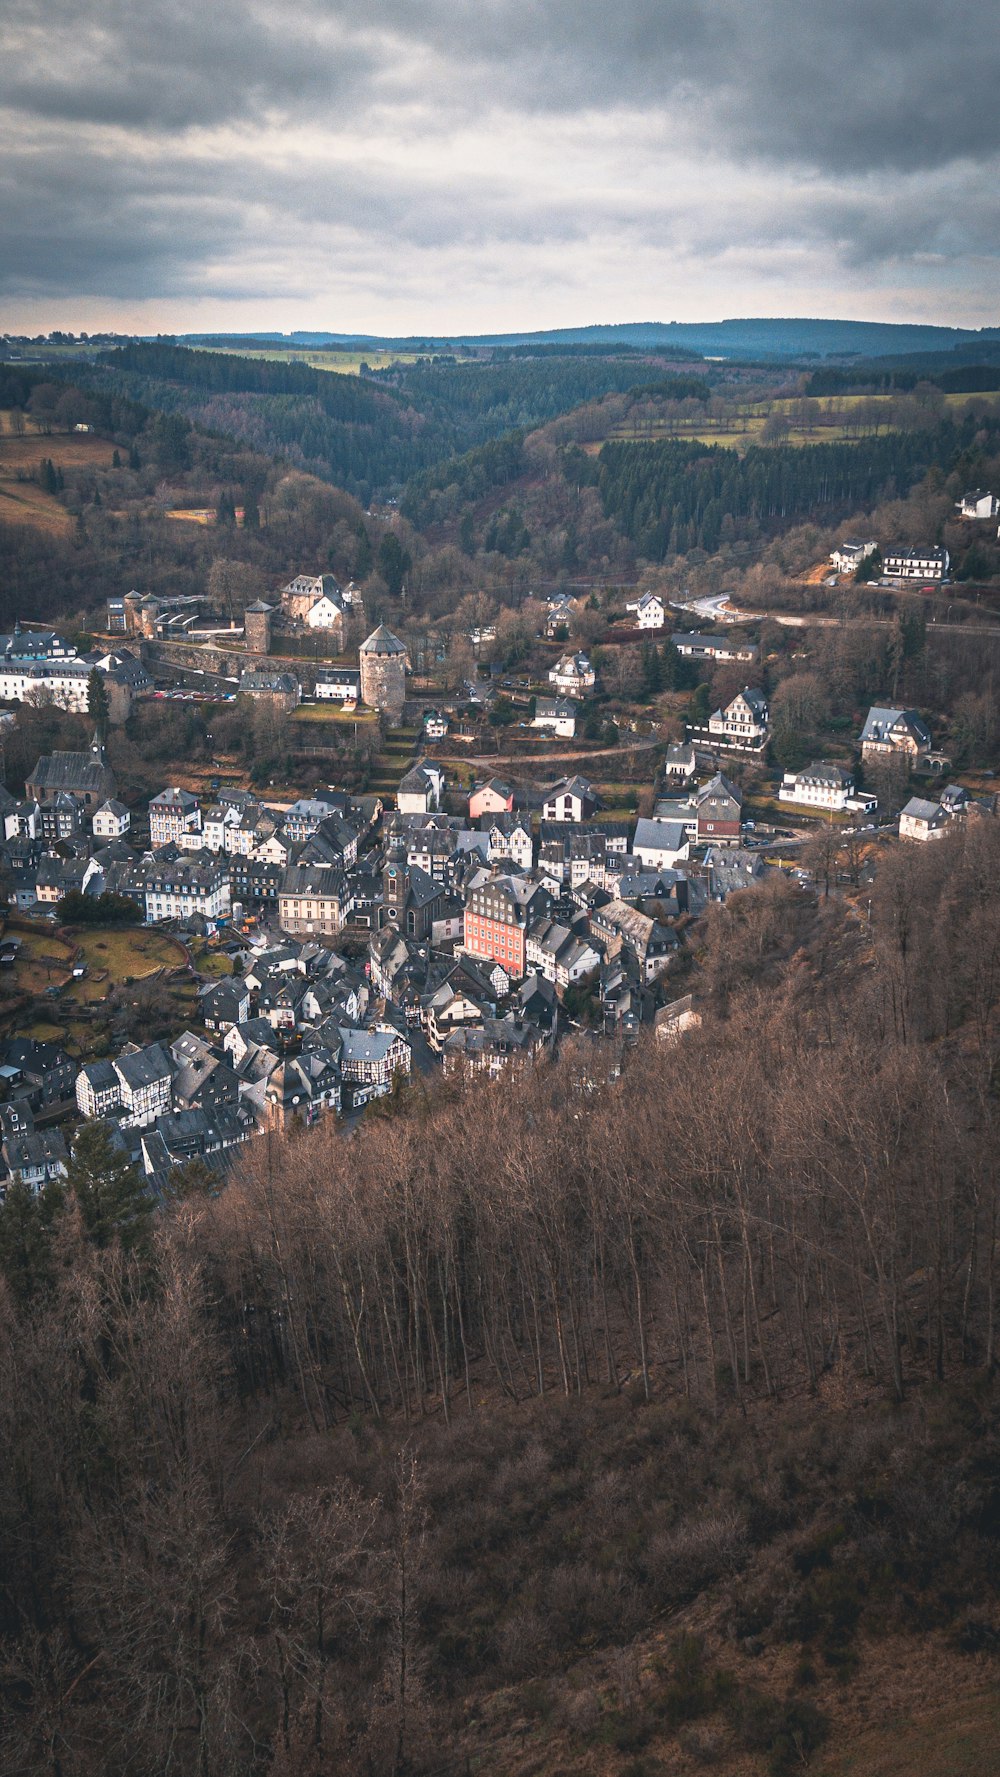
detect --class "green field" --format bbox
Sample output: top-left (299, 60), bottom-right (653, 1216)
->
top-left (189, 345), bottom-right (430, 377)
top-left (599, 388), bottom-right (987, 453)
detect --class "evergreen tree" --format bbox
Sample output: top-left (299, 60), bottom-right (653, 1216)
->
top-left (354, 523), bottom-right (374, 579)
top-left (660, 639), bottom-right (681, 689)
top-left (378, 532), bottom-right (412, 597)
top-left (112, 448), bottom-right (121, 469)
top-left (66, 1122), bottom-right (151, 1252)
top-left (128, 442), bottom-right (141, 471)
top-left (0, 1176), bottom-right (65, 1308)
top-left (87, 667), bottom-right (110, 725)
top-left (642, 641), bottom-right (664, 696)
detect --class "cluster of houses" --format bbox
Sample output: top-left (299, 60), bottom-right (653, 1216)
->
top-left (0, 625), bottom-right (151, 720)
top-left (0, 713), bottom-right (800, 1193)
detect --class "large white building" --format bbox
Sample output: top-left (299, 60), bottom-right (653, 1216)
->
top-left (0, 658), bottom-right (91, 711)
top-left (779, 763), bottom-right (877, 814)
top-left (142, 858), bottom-right (230, 923)
top-left (882, 545), bottom-right (949, 582)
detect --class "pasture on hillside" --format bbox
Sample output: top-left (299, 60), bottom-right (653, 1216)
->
top-left (0, 412), bottom-right (117, 535)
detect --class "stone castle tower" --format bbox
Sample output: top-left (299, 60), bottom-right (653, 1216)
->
top-left (244, 599), bottom-right (274, 654)
top-left (359, 623), bottom-right (408, 724)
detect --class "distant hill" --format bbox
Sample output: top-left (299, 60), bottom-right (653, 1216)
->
top-left (183, 317), bottom-right (1000, 361)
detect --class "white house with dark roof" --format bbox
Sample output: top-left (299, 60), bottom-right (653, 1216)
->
top-left (882, 545), bottom-right (949, 582)
top-left (337, 1025), bottom-right (411, 1103)
top-left (706, 688), bottom-right (769, 751)
top-left (397, 761), bottom-right (445, 815)
top-left (779, 762), bottom-right (877, 814)
top-left (548, 651), bottom-right (596, 697)
top-left (829, 539), bottom-right (878, 573)
top-left (92, 798), bottom-right (130, 839)
top-left (315, 667), bottom-right (362, 703)
top-left (542, 776), bottom-right (598, 822)
top-left (149, 786), bottom-right (201, 848)
top-left (956, 491), bottom-right (1000, 520)
top-left (632, 818), bottom-right (691, 870)
top-left (531, 697), bottom-right (577, 738)
top-left (627, 592), bottom-right (667, 629)
top-left (899, 796), bottom-right (950, 842)
top-left (859, 706), bottom-right (932, 764)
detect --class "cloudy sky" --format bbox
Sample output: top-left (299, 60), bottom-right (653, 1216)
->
top-left (3, 0), bottom-right (999, 335)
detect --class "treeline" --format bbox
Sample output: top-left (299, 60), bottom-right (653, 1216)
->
top-left (805, 362), bottom-right (1000, 397)
top-left (598, 411), bottom-right (1000, 557)
top-left (99, 343), bottom-right (391, 421)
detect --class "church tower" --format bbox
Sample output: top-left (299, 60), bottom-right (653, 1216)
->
top-left (382, 835), bottom-right (410, 924)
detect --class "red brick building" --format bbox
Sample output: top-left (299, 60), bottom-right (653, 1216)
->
top-left (463, 871), bottom-right (552, 979)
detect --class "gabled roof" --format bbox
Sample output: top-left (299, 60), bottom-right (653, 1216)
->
top-left (694, 772), bottom-right (742, 807)
top-left (115, 1043), bottom-right (172, 1092)
top-left (859, 706), bottom-right (933, 747)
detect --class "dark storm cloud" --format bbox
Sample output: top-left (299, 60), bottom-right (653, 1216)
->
top-left (1, 0), bottom-right (998, 316)
top-left (6, 0), bottom-right (999, 169)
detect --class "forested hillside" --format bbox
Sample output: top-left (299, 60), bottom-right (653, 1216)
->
top-left (596, 413), bottom-right (1000, 557)
top-left (69, 346), bottom-right (705, 502)
top-left (2, 826), bottom-right (999, 1777)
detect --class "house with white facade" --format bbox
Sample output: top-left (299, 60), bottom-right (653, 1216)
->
top-left (525, 918), bottom-right (601, 988)
top-left (92, 799), bottom-right (130, 839)
top-left (542, 776), bottom-right (599, 822)
top-left (956, 491), bottom-right (1000, 520)
top-left (632, 818), bottom-right (691, 870)
top-left (149, 787), bottom-right (201, 848)
top-left (315, 667), bottom-right (362, 703)
top-left (704, 687), bottom-right (769, 752)
top-left (899, 796), bottom-right (950, 842)
top-left (544, 597), bottom-right (577, 637)
top-left (829, 539), bottom-right (878, 574)
top-left (671, 633), bottom-right (757, 663)
top-left (111, 1044), bottom-right (174, 1128)
top-left (548, 652), bottom-right (596, 697)
top-left (779, 762), bottom-right (877, 814)
top-left (859, 706), bottom-right (933, 765)
top-left (0, 658), bottom-right (92, 712)
top-left (882, 545), bottom-right (949, 582)
top-left (337, 1025), bottom-right (411, 1104)
top-left (531, 697), bottom-right (577, 738)
top-left (142, 857), bottom-right (230, 924)
top-left (627, 592), bottom-right (667, 629)
top-left (663, 742), bottom-right (697, 782)
top-left (397, 761), bottom-right (445, 815)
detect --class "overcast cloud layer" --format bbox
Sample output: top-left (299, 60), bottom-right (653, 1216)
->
top-left (2, 0), bottom-right (998, 333)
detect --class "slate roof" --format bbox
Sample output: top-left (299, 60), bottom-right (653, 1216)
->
top-left (115, 1043), bottom-right (173, 1092)
top-left (360, 624), bottom-right (407, 656)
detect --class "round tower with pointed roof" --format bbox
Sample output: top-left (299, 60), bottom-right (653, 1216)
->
top-left (359, 623), bottom-right (407, 723)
